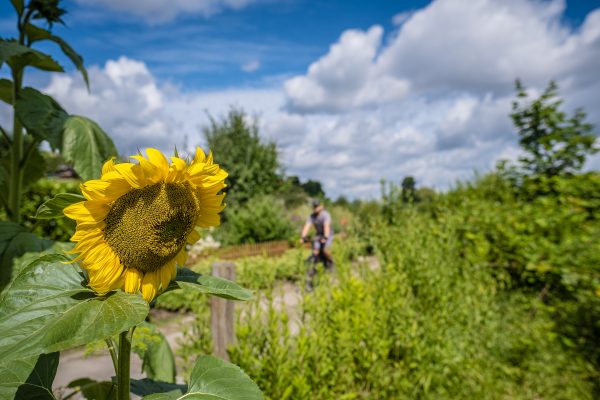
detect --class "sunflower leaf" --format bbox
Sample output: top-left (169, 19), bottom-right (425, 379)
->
top-left (130, 378), bottom-right (185, 397)
top-left (0, 254), bottom-right (149, 362)
top-left (0, 221), bottom-right (53, 288)
top-left (0, 352), bottom-right (58, 400)
top-left (62, 115), bottom-right (118, 181)
top-left (142, 355), bottom-right (263, 399)
top-left (14, 86), bottom-right (69, 149)
top-left (0, 39), bottom-right (63, 72)
top-left (0, 78), bottom-right (13, 105)
top-left (36, 193), bottom-right (85, 219)
top-left (169, 267), bottom-right (252, 301)
top-left (24, 23), bottom-right (89, 89)
top-left (67, 378), bottom-right (116, 400)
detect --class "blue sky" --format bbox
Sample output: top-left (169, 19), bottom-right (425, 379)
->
top-left (1, 0), bottom-right (600, 198)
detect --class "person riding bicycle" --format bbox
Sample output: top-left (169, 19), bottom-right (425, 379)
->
top-left (300, 199), bottom-right (334, 268)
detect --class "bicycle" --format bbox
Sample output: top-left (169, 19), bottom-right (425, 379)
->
top-left (301, 236), bottom-right (334, 291)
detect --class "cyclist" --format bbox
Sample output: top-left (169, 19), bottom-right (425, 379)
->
top-left (300, 200), bottom-right (334, 289)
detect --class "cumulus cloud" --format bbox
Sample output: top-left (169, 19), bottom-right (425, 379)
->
top-left (42, 0), bottom-right (600, 199)
top-left (279, 0), bottom-right (600, 197)
top-left (284, 26), bottom-right (410, 113)
top-left (74, 0), bottom-right (258, 24)
top-left (44, 56), bottom-right (283, 157)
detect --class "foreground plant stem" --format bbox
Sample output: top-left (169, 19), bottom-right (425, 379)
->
top-left (105, 338), bottom-right (119, 375)
top-left (117, 328), bottom-right (134, 400)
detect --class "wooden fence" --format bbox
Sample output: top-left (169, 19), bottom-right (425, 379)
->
top-left (215, 240), bottom-right (291, 260)
top-left (211, 261), bottom-right (237, 360)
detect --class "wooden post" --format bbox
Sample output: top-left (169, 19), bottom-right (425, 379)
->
top-left (211, 261), bottom-right (236, 361)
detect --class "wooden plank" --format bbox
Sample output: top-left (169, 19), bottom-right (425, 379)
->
top-left (210, 261), bottom-right (237, 360)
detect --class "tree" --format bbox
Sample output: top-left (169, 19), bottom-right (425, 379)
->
top-left (511, 81), bottom-right (598, 177)
top-left (204, 109), bottom-right (282, 205)
top-left (301, 179), bottom-right (325, 198)
top-left (401, 176), bottom-right (416, 203)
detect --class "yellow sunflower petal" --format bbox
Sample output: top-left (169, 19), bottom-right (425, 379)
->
top-left (64, 201), bottom-right (109, 223)
top-left (146, 148), bottom-right (169, 180)
top-left (114, 163), bottom-right (144, 188)
top-left (102, 158), bottom-right (116, 174)
top-left (141, 271), bottom-right (160, 302)
top-left (123, 268), bottom-right (143, 294)
top-left (193, 147), bottom-right (207, 164)
top-left (159, 263), bottom-right (173, 290)
top-left (87, 257), bottom-right (124, 294)
top-left (175, 248), bottom-right (187, 266)
top-left (186, 228), bottom-right (201, 244)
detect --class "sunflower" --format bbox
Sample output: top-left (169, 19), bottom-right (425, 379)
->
top-left (64, 147), bottom-right (227, 302)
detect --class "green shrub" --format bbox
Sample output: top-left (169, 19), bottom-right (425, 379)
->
top-left (11, 178), bottom-right (80, 242)
top-left (218, 195), bottom-right (295, 245)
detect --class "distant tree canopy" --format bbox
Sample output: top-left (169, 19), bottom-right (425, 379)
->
top-left (300, 179), bottom-right (325, 198)
top-left (401, 176), bottom-right (416, 202)
top-left (511, 80), bottom-right (598, 178)
top-left (204, 109), bottom-right (282, 205)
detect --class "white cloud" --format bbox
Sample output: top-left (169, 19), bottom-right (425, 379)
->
top-left (75, 0), bottom-right (258, 24)
top-left (41, 0), bottom-right (600, 199)
top-left (44, 56), bottom-right (283, 158)
top-left (241, 60), bottom-right (261, 72)
top-left (284, 25), bottom-right (410, 113)
top-left (278, 0), bottom-right (600, 197)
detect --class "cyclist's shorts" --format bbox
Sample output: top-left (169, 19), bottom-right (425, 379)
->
top-left (312, 235), bottom-right (333, 250)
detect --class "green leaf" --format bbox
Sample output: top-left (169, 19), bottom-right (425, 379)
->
top-left (134, 322), bottom-right (177, 383)
top-left (0, 254), bottom-right (149, 362)
top-left (36, 193), bottom-right (85, 219)
top-left (130, 379), bottom-right (185, 397)
top-left (21, 140), bottom-right (47, 189)
top-left (24, 24), bottom-right (89, 89)
top-left (142, 355), bottom-right (263, 400)
top-left (143, 391), bottom-right (183, 400)
top-left (0, 352), bottom-right (58, 400)
top-left (169, 268), bottom-right (252, 301)
top-left (0, 221), bottom-right (53, 287)
top-left (62, 116), bottom-right (118, 181)
top-left (67, 378), bottom-right (116, 400)
top-left (0, 78), bottom-right (13, 104)
top-left (15, 87), bottom-right (68, 149)
top-left (10, 0), bottom-right (24, 15)
top-left (0, 39), bottom-right (63, 72)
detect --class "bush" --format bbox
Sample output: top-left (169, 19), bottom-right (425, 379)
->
top-left (218, 195), bottom-right (295, 245)
top-left (11, 178), bottom-right (80, 242)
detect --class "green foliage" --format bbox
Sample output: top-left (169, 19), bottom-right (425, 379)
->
top-left (67, 378), bottom-right (116, 400)
top-left (132, 323), bottom-right (177, 384)
top-left (218, 195), bottom-right (295, 245)
top-left (169, 267), bottom-right (253, 301)
top-left (35, 192), bottom-right (84, 219)
top-left (141, 355), bottom-right (263, 400)
top-left (512, 80), bottom-right (597, 177)
top-left (300, 179), bottom-right (324, 198)
top-left (0, 220), bottom-right (53, 285)
top-left (17, 178), bottom-right (80, 242)
top-left (0, 352), bottom-right (58, 400)
top-left (177, 169), bottom-right (600, 399)
top-left (401, 175), bottom-right (416, 202)
top-left (204, 109), bottom-right (281, 206)
top-left (0, 254), bottom-right (149, 362)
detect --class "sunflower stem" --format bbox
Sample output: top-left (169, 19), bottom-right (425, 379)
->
top-left (105, 338), bottom-right (119, 376)
top-left (117, 329), bottom-right (133, 400)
